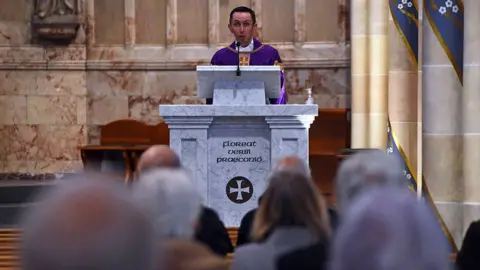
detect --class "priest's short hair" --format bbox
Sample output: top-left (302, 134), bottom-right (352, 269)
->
top-left (133, 168), bottom-right (202, 239)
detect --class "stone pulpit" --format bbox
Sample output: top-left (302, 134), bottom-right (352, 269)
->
top-left (159, 65), bottom-right (318, 227)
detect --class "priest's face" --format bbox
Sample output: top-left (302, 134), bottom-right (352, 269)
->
top-left (229, 12), bottom-right (257, 47)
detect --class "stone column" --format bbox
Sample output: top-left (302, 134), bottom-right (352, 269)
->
top-left (388, 13), bottom-right (419, 175)
top-left (367, 0), bottom-right (389, 149)
top-left (350, 0), bottom-right (369, 148)
top-left (462, 0), bottom-right (480, 241)
top-left (422, 9), bottom-right (463, 246)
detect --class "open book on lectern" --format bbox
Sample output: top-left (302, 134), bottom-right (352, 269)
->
top-left (196, 65), bottom-right (282, 100)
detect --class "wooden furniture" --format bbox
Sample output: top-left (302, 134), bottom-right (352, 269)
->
top-left (308, 109), bottom-right (350, 207)
top-left (78, 119), bottom-right (156, 184)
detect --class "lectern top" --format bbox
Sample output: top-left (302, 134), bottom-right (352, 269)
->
top-left (196, 65), bottom-right (282, 99)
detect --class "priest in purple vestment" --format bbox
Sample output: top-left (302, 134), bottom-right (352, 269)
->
top-left (208, 6), bottom-right (287, 105)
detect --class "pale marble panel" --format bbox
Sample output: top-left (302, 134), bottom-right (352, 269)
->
top-left (45, 47), bottom-right (87, 61)
top-left (0, 96), bottom-right (27, 125)
top-left (159, 104), bottom-right (318, 116)
top-left (144, 96), bottom-right (204, 124)
top-left (136, 0), bottom-right (167, 44)
top-left (142, 71), bottom-right (197, 96)
top-left (94, 0), bottom-right (125, 45)
top-left (284, 68), bottom-right (350, 96)
top-left (36, 71), bottom-right (87, 96)
top-left (0, 48), bottom-right (45, 66)
top-left (36, 125), bottom-right (87, 161)
top-left (28, 160), bottom-right (84, 174)
top-left (168, 122), bottom-right (211, 203)
top-left (0, 0), bottom-right (30, 21)
top-left (287, 93), bottom-right (350, 108)
top-left (27, 96), bottom-right (78, 125)
top-left (0, 125), bottom-right (38, 161)
top-left (0, 22), bottom-right (29, 45)
top-left (208, 119), bottom-right (271, 226)
top-left (77, 96), bottom-right (88, 124)
top-left (0, 71), bottom-right (87, 96)
top-left (219, 0), bottom-right (251, 43)
top-left (262, 0), bottom-right (295, 42)
top-left (212, 81), bottom-right (267, 105)
top-left (88, 96), bottom-right (129, 125)
top-left (177, 0), bottom-right (209, 44)
top-left (86, 71), bottom-right (143, 96)
top-left (306, 0), bottom-right (340, 42)
top-left (128, 96), bottom-right (144, 120)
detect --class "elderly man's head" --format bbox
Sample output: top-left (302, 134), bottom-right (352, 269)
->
top-left (335, 150), bottom-right (406, 215)
top-left (330, 187), bottom-right (452, 270)
top-left (20, 175), bottom-right (155, 270)
top-left (132, 168), bottom-right (202, 240)
top-left (137, 145), bottom-right (181, 173)
top-left (272, 155), bottom-right (310, 176)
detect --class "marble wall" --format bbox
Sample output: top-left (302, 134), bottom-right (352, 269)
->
top-left (0, 0), bottom-right (350, 174)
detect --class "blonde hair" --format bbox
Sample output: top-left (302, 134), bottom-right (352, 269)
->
top-left (251, 170), bottom-right (331, 241)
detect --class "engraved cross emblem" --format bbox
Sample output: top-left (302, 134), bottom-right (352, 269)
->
top-left (239, 55), bottom-right (250, 66)
top-left (229, 180), bottom-right (250, 200)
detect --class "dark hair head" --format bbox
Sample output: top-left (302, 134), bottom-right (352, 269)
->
top-left (229, 6), bottom-right (256, 25)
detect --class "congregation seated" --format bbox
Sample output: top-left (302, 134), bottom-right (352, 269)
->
top-left (132, 168), bottom-right (228, 270)
top-left (230, 170), bottom-right (331, 270)
top-left (334, 150), bottom-right (407, 216)
top-left (236, 155), bottom-right (338, 247)
top-left (329, 187), bottom-right (453, 270)
top-left (136, 145), bottom-right (233, 256)
top-left (20, 174), bottom-right (156, 270)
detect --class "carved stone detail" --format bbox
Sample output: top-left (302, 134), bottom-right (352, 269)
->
top-left (32, 0), bottom-right (84, 42)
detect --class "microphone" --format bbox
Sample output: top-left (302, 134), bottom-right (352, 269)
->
top-left (236, 41), bottom-right (241, 76)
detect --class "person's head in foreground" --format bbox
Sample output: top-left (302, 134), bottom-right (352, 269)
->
top-left (329, 187), bottom-right (452, 270)
top-left (20, 174), bottom-right (155, 270)
top-left (132, 167), bottom-right (202, 240)
top-left (229, 6), bottom-right (257, 47)
top-left (335, 149), bottom-right (406, 215)
top-left (272, 155), bottom-right (310, 176)
top-left (136, 144), bottom-right (181, 174)
top-left (251, 170), bottom-right (331, 242)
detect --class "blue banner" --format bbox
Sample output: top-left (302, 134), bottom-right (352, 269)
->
top-left (387, 120), bottom-right (458, 253)
top-left (389, 0), bottom-right (419, 65)
top-left (424, 0), bottom-right (464, 84)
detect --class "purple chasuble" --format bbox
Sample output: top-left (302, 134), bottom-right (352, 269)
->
top-left (210, 39), bottom-right (287, 104)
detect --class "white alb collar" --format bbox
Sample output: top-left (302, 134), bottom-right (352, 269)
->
top-left (236, 39), bottom-right (254, 52)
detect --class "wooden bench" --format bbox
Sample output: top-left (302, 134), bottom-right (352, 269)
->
top-left (0, 228), bottom-right (457, 269)
top-left (78, 119), bottom-right (170, 183)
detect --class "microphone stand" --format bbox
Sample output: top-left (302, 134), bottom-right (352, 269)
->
top-left (236, 41), bottom-right (241, 76)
